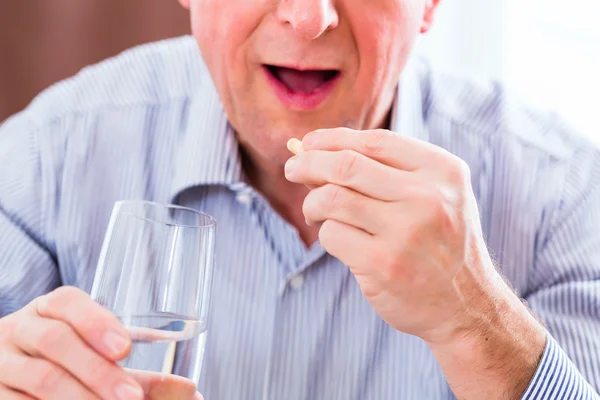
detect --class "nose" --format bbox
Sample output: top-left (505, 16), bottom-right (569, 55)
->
top-left (276, 0), bottom-right (339, 40)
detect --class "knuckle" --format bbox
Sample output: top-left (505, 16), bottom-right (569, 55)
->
top-left (368, 246), bottom-right (389, 270)
top-left (34, 320), bottom-right (71, 353)
top-left (421, 184), bottom-right (447, 209)
top-left (422, 186), bottom-right (459, 231)
top-left (430, 191), bottom-right (451, 221)
top-left (302, 130), bottom-right (319, 146)
top-left (446, 156), bottom-right (471, 185)
top-left (376, 248), bottom-right (401, 281)
top-left (318, 219), bottom-right (336, 250)
top-left (431, 186), bottom-right (449, 206)
top-left (49, 286), bottom-right (83, 304)
top-left (405, 220), bottom-right (424, 242)
top-left (11, 316), bottom-right (33, 346)
top-left (40, 287), bottom-right (96, 330)
top-left (39, 288), bottom-right (75, 315)
top-left (321, 184), bottom-right (344, 213)
top-left (361, 129), bottom-right (391, 156)
top-left (335, 150), bottom-right (359, 182)
top-left (82, 355), bottom-right (118, 390)
top-left (0, 348), bottom-right (10, 372)
top-left (0, 315), bottom-right (17, 343)
top-left (302, 188), bottom-right (325, 220)
top-left (31, 359), bottom-right (63, 393)
top-left (302, 193), bottom-right (314, 218)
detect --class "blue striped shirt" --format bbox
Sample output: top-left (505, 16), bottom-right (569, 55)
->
top-left (1, 36), bottom-right (599, 399)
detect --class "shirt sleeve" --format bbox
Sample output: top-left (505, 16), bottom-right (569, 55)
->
top-left (0, 113), bottom-right (61, 317)
top-left (521, 143), bottom-right (600, 399)
top-left (522, 335), bottom-right (599, 399)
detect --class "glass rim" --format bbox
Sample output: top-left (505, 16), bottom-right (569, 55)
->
top-left (114, 200), bottom-right (217, 229)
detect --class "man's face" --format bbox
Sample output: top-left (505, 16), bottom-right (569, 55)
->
top-left (180, 0), bottom-right (438, 164)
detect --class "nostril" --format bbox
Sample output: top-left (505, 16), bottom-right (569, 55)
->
top-left (277, 1), bottom-right (339, 40)
top-left (293, 16), bottom-right (329, 40)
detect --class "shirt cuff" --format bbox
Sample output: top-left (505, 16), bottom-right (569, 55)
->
top-left (521, 333), bottom-right (599, 399)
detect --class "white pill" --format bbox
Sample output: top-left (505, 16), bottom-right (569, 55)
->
top-left (286, 138), bottom-right (304, 155)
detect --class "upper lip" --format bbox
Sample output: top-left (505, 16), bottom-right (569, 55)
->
top-left (263, 63), bottom-right (341, 72)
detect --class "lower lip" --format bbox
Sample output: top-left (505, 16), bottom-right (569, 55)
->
top-left (263, 66), bottom-right (341, 111)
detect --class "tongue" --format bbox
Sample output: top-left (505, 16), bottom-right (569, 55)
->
top-left (275, 68), bottom-right (332, 93)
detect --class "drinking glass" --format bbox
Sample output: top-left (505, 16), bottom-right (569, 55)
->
top-left (90, 200), bottom-right (216, 398)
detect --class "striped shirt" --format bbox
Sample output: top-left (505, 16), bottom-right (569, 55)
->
top-left (1, 36), bottom-right (599, 399)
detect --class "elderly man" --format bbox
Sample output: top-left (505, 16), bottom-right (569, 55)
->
top-left (0, 0), bottom-right (598, 399)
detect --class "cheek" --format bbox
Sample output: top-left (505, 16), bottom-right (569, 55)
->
top-left (348, 2), bottom-right (424, 90)
top-left (190, 1), bottom-right (264, 87)
top-left (191, 3), bottom-right (238, 68)
top-left (189, 0), bottom-right (277, 138)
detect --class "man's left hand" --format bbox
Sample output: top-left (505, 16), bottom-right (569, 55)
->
top-left (285, 127), bottom-right (497, 343)
top-left (284, 128), bottom-right (547, 399)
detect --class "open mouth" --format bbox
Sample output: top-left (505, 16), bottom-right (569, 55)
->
top-left (264, 65), bottom-right (341, 94)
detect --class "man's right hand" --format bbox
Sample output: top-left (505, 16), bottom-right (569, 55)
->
top-left (0, 286), bottom-right (144, 400)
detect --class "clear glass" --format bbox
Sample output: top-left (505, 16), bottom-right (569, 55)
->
top-left (91, 200), bottom-right (216, 398)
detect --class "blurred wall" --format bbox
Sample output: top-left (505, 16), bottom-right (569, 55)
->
top-left (0, 0), bottom-right (191, 122)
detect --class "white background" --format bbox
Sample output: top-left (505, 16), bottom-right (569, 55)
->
top-left (415, 0), bottom-right (600, 142)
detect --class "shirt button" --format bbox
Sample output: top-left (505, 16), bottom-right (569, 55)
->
top-left (235, 193), bottom-right (253, 205)
top-left (290, 274), bottom-right (305, 290)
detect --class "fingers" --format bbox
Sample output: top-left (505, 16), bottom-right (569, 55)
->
top-left (0, 386), bottom-right (36, 400)
top-left (0, 348), bottom-right (99, 400)
top-left (33, 286), bottom-right (132, 361)
top-left (285, 149), bottom-right (416, 201)
top-left (318, 219), bottom-right (380, 274)
top-left (12, 315), bottom-right (143, 400)
top-left (301, 128), bottom-right (444, 171)
top-left (128, 370), bottom-right (199, 400)
top-left (303, 184), bottom-right (390, 234)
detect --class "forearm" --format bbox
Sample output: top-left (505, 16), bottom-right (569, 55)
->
top-left (426, 276), bottom-right (547, 399)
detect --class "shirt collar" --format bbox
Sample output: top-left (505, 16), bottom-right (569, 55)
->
top-left (170, 56), bottom-right (429, 202)
top-left (390, 56), bottom-right (430, 143)
top-left (170, 74), bottom-right (244, 202)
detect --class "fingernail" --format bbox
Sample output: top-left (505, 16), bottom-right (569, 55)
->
top-left (103, 330), bottom-right (130, 357)
top-left (285, 157), bottom-right (298, 176)
top-left (194, 393), bottom-right (204, 400)
top-left (115, 381), bottom-right (143, 400)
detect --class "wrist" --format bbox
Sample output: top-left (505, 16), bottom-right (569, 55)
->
top-left (425, 273), bottom-right (547, 399)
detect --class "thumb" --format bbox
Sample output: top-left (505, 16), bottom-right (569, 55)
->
top-left (286, 138), bottom-right (318, 191)
top-left (127, 369), bottom-right (201, 400)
